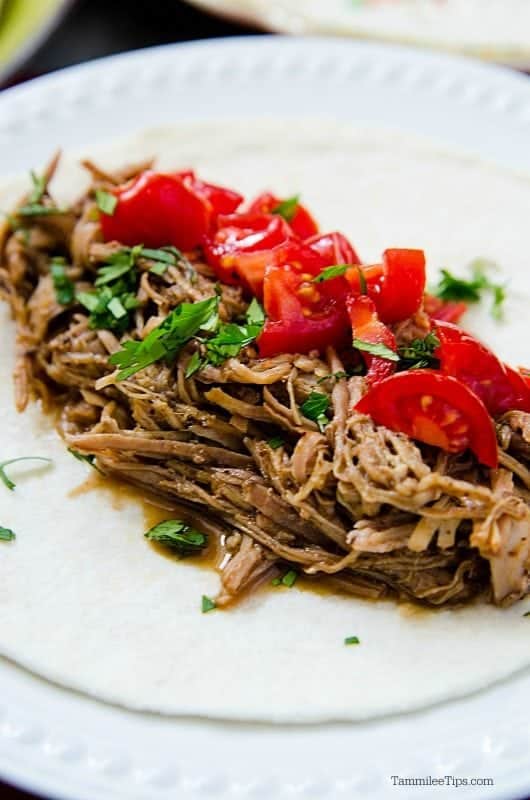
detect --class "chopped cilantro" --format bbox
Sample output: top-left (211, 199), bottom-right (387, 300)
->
top-left (272, 194), bottom-right (300, 222)
top-left (0, 526), bottom-right (16, 542)
top-left (353, 339), bottom-right (399, 361)
top-left (398, 332), bottom-right (440, 370)
top-left (431, 259), bottom-right (506, 320)
top-left (0, 457), bottom-right (52, 491)
top-left (109, 295), bottom-right (220, 381)
top-left (51, 258), bottom-right (75, 305)
top-left (312, 264), bottom-right (350, 283)
top-left (268, 436), bottom-right (285, 450)
top-left (145, 520), bottom-right (207, 556)
top-left (344, 636), bottom-right (360, 646)
top-left (201, 595), bottom-right (216, 613)
top-left (300, 392), bottom-right (330, 432)
top-left (95, 189), bottom-right (118, 216)
top-left (67, 448), bottom-right (103, 474)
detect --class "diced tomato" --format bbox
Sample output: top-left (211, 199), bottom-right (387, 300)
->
top-left (434, 322), bottom-right (530, 416)
top-left (345, 249), bottom-right (426, 324)
top-left (356, 370), bottom-right (498, 468)
top-left (203, 212), bottom-right (294, 292)
top-left (248, 191), bottom-right (318, 239)
top-left (100, 171), bottom-right (212, 251)
top-left (520, 367), bottom-right (530, 390)
top-left (175, 171), bottom-right (243, 217)
top-left (348, 295), bottom-right (397, 385)
top-left (258, 252), bottom-right (351, 357)
top-left (424, 293), bottom-right (468, 324)
top-left (306, 232), bottom-right (360, 267)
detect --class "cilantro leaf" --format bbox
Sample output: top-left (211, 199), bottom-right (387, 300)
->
top-left (29, 170), bottom-right (46, 204)
top-left (268, 436), bottom-right (285, 449)
top-left (431, 259), bottom-right (506, 320)
top-left (398, 332), bottom-right (440, 370)
top-left (344, 636), bottom-right (360, 646)
top-left (312, 264), bottom-right (351, 283)
top-left (145, 520), bottom-right (207, 557)
top-left (353, 339), bottom-right (400, 361)
top-left (51, 258), bottom-right (75, 305)
top-left (197, 299), bottom-right (265, 370)
top-left (68, 448), bottom-right (103, 474)
top-left (301, 392), bottom-right (330, 432)
top-left (272, 195), bottom-right (299, 222)
top-left (0, 457), bottom-right (52, 491)
top-left (109, 295), bottom-right (220, 381)
top-left (201, 595), bottom-right (216, 613)
top-left (95, 189), bottom-right (118, 216)
top-left (0, 526), bottom-right (16, 542)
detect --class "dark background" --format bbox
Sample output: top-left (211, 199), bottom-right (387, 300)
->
top-left (0, 2), bottom-right (528, 799)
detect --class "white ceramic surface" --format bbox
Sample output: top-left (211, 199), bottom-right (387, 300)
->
top-left (1, 36), bottom-right (530, 800)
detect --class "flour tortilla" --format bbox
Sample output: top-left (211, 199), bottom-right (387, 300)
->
top-left (1, 121), bottom-right (530, 723)
top-left (188, 0), bottom-right (530, 65)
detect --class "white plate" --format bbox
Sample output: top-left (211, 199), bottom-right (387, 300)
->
top-left (184, 0), bottom-right (530, 67)
top-left (1, 36), bottom-right (530, 800)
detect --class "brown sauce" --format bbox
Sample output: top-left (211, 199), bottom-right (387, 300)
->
top-left (68, 472), bottom-right (434, 612)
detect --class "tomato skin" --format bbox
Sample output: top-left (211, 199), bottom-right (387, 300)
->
top-left (345, 249), bottom-right (426, 324)
top-left (348, 295), bottom-right (397, 384)
top-left (520, 368), bottom-right (530, 391)
top-left (434, 322), bottom-right (530, 416)
top-left (376, 249), bottom-right (426, 324)
top-left (175, 171), bottom-right (243, 217)
top-left (258, 310), bottom-right (350, 358)
top-left (306, 232), bottom-right (360, 266)
top-left (248, 192), bottom-right (319, 239)
top-left (203, 213), bottom-right (294, 292)
top-left (424, 293), bottom-right (468, 324)
top-left (100, 171), bottom-right (212, 251)
top-left (258, 255), bottom-right (351, 357)
top-left (356, 370), bottom-right (498, 468)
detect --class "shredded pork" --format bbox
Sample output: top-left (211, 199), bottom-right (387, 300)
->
top-left (1, 156), bottom-right (530, 609)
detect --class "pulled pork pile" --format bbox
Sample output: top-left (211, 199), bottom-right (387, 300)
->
top-left (2, 158), bottom-right (530, 608)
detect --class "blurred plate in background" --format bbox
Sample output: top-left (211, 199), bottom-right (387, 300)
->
top-left (0, 0), bottom-right (75, 84)
top-left (184, 0), bottom-right (530, 67)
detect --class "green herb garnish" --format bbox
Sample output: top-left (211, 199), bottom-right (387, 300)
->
top-left (16, 203), bottom-right (65, 217)
top-left (68, 448), bottom-right (103, 474)
top-left (272, 570), bottom-right (298, 587)
top-left (109, 295), bottom-right (220, 381)
top-left (312, 264), bottom-right (350, 283)
top-left (272, 194), bottom-right (300, 222)
top-left (268, 436), bottom-right (285, 450)
top-left (317, 370), bottom-right (349, 385)
top-left (0, 457), bottom-right (52, 491)
top-left (51, 258), bottom-right (75, 305)
top-left (95, 189), bottom-right (118, 216)
top-left (524, 611), bottom-right (530, 618)
top-left (353, 338), bottom-right (399, 361)
top-left (201, 595), bottom-right (217, 613)
top-left (145, 520), bottom-right (207, 556)
top-left (301, 391), bottom-right (330, 432)
top-left (431, 259), bottom-right (506, 320)
top-left (281, 570), bottom-right (298, 587)
top-left (186, 298), bottom-right (265, 377)
top-left (398, 332), bottom-right (440, 370)
top-left (29, 170), bottom-right (46, 204)
top-left (0, 526), bottom-right (16, 542)
top-left (344, 636), bottom-right (360, 646)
